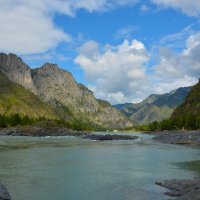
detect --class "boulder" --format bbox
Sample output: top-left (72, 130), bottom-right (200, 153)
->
top-left (0, 182), bottom-right (11, 200)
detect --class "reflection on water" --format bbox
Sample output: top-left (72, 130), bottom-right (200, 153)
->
top-left (175, 160), bottom-right (200, 175)
top-left (0, 134), bottom-right (200, 200)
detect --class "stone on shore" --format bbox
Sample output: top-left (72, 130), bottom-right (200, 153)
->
top-left (156, 178), bottom-right (200, 200)
top-left (0, 124), bottom-right (139, 141)
top-left (153, 131), bottom-right (200, 145)
top-left (0, 182), bottom-right (11, 200)
top-left (82, 134), bottom-right (139, 141)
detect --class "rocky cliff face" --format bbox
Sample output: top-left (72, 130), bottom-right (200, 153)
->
top-left (0, 71), bottom-right (58, 119)
top-left (31, 63), bottom-right (99, 113)
top-left (31, 63), bottom-right (132, 129)
top-left (0, 53), bottom-right (37, 94)
top-left (0, 53), bottom-right (132, 129)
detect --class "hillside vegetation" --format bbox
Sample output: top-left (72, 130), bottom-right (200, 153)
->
top-left (0, 71), bottom-right (58, 120)
top-left (115, 87), bottom-right (191, 125)
top-left (135, 80), bottom-right (200, 131)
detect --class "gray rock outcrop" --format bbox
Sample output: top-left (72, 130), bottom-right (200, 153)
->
top-left (156, 178), bottom-right (200, 200)
top-left (153, 131), bottom-right (200, 145)
top-left (0, 182), bottom-right (12, 200)
top-left (31, 63), bottom-right (132, 129)
top-left (0, 53), bottom-right (37, 94)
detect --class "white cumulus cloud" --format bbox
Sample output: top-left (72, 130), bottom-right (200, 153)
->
top-left (155, 32), bottom-right (200, 79)
top-left (0, 0), bottom-right (71, 54)
top-left (151, 0), bottom-right (200, 16)
top-left (153, 31), bottom-right (200, 94)
top-left (75, 39), bottom-right (150, 103)
top-left (75, 32), bottom-right (200, 104)
top-left (0, 0), bottom-right (138, 54)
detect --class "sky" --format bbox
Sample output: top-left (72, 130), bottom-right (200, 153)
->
top-left (0, 0), bottom-right (200, 104)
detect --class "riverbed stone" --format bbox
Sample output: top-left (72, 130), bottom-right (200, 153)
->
top-left (153, 131), bottom-right (200, 145)
top-left (156, 178), bottom-right (200, 200)
top-left (0, 182), bottom-right (11, 200)
top-left (0, 125), bottom-right (139, 141)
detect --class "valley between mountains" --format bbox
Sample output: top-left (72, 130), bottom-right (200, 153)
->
top-left (0, 53), bottom-right (199, 131)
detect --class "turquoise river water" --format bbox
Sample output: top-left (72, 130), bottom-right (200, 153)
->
top-left (0, 133), bottom-right (200, 200)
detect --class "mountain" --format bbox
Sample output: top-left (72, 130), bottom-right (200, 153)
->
top-left (0, 71), bottom-right (58, 119)
top-left (0, 53), bottom-right (132, 129)
top-left (114, 87), bottom-right (191, 125)
top-left (0, 53), bottom-right (37, 93)
top-left (152, 79), bottom-right (200, 130)
top-left (172, 79), bottom-right (200, 119)
top-left (31, 63), bottom-right (132, 128)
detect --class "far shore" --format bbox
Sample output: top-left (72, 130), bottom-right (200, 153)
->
top-left (0, 124), bottom-right (139, 141)
top-left (0, 123), bottom-right (200, 144)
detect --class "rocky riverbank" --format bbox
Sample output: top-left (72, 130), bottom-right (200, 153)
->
top-left (0, 124), bottom-right (87, 137)
top-left (0, 123), bottom-right (139, 141)
top-left (156, 178), bottom-right (200, 200)
top-left (0, 182), bottom-right (12, 200)
top-left (152, 130), bottom-right (200, 145)
top-left (82, 134), bottom-right (138, 140)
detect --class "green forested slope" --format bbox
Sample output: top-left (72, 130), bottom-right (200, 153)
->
top-left (144, 80), bottom-right (200, 131)
top-left (170, 79), bottom-right (200, 129)
top-left (0, 72), bottom-right (58, 119)
top-left (172, 79), bottom-right (200, 117)
top-left (115, 87), bottom-right (191, 125)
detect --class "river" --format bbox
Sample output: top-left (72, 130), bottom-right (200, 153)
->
top-left (0, 133), bottom-right (200, 200)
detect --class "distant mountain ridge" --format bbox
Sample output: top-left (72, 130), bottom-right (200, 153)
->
top-left (0, 53), bottom-right (132, 129)
top-left (151, 79), bottom-right (200, 131)
top-left (114, 87), bottom-right (191, 125)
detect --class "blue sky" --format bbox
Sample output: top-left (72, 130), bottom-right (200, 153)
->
top-left (0, 0), bottom-right (200, 104)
